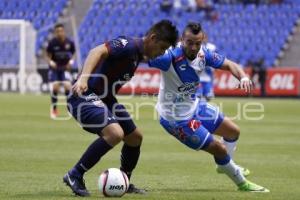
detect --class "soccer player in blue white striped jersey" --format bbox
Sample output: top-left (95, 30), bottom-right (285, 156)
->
top-left (148, 22), bottom-right (269, 192)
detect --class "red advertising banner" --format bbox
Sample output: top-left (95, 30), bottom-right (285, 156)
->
top-left (265, 67), bottom-right (300, 96)
top-left (213, 68), bottom-right (261, 96)
top-left (118, 68), bottom-right (161, 95)
top-left (118, 67), bottom-right (300, 97)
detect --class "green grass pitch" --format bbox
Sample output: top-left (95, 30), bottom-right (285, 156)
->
top-left (0, 93), bottom-right (300, 200)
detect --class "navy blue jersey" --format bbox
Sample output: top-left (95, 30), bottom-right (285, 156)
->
top-left (86, 36), bottom-right (143, 106)
top-left (47, 38), bottom-right (75, 68)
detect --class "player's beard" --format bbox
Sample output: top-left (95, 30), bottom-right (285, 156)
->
top-left (186, 52), bottom-right (197, 60)
top-left (183, 47), bottom-right (197, 60)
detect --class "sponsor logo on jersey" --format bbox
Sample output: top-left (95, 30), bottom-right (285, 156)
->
top-left (188, 119), bottom-right (201, 132)
top-left (179, 64), bottom-right (187, 71)
top-left (178, 82), bottom-right (198, 94)
top-left (85, 93), bottom-right (104, 107)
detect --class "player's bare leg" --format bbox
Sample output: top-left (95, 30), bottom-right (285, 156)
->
top-left (50, 81), bottom-right (60, 119)
top-left (204, 139), bottom-right (269, 192)
top-left (121, 128), bottom-right (146, 194)
top-left (213, 117), bottom-right (250, 176)
top-left (63, 123), bottom-right (124, 197)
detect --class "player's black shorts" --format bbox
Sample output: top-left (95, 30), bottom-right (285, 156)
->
top-left (67, 91), bottom-right (136, 136)
top-left (48, 68), bottom-right (69, 82)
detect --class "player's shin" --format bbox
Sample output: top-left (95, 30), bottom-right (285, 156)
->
top-left (120, 144), bottom-right (140, 180)
top-left (215, 156), bottom-right (246, 186)
top-left (69, 137), bottom-right (113, 178)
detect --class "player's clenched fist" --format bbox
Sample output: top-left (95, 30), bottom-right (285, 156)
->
top-left (49, 60), bottom-right (57, 69)
top-left (239, 77), bottom-right (253, 93)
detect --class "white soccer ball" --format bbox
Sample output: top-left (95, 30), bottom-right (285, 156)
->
top-left (98, 168), bottom-right (129, 197)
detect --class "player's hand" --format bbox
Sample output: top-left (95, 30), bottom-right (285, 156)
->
top-left (66, 59), bottom-right (74, 71)
top-left (239, 77), bottom-right (253, 93)
top-left (72, 77), bottom-right (88, 96)
top-left (65, 63), bottom-right (72, 71)
top-left (49, 60), bottom-right (57, 69)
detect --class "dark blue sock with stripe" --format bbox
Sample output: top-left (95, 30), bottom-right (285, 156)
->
top-left (69, 137), bottom-right (113, 178)
top-left (120, 144), bottom-right (140, 180)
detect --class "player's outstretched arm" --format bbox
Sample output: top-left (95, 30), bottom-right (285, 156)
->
top-left (72, 44), bottom-right (109, 95)
top-left (220, 59), bottom-right (252, 93)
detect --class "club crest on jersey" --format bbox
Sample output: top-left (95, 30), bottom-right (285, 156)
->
top-left (111, 38), bottom-right (128, 48)
top-left (212, 52), bottom-right (222, 62)
top-left (190, 134), bottom-right (201, 144)
top-left (120, 38), bottom-right (128, 47)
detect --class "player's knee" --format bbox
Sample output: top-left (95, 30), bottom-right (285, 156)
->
top-left (110, 129), bottom-right (124, 143)
top-left (133, 130), bottom-right (143, 144)
top-left (52, 85), bottom-right (60, 93)
top-left (123, 129), bottom-right (143, 146)
top-left (230, 124), bottom-right (240, 139)
top-left (64, 83), bottom-right (71, 91)
top-left (102, 124), bottom-right (124, 146)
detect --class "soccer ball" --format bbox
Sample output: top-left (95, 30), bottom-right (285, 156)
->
top-left (98, 168), bottom-right (129, 197)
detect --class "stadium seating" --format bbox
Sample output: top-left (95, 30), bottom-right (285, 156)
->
top-left (0, 0), bottom-right (69, 67)
top-left (1, 0), bottom-right (299, 68)
top-left (78, 0), bottom-right (300, 67)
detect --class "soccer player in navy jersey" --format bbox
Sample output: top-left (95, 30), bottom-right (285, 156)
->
top-left (45, 24), bottom-right (76, 119)
top-left (63, 20), bottom-right (178, 197)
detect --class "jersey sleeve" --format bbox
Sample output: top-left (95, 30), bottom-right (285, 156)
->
top-left (204, 48), bottom-right (225, 69)
top-left (148, 50), bottom-right (172, 71)
top-left (105, 37), bottom-right (135, 58)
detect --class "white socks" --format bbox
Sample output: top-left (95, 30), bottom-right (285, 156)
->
top-left (217, 159), bottom-right (246, 185)
top-left (222, 138), bottom-right (237, 158)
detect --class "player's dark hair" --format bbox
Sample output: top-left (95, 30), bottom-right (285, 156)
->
top-left (54, 23), bottom-right (64, 29)
top-left (146, 19), bottom-right (178, 47)
top-left (183, 22), bottom-right (202, 36)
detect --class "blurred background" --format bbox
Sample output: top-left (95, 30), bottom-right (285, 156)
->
top-left (0, 0), bottom-right (300, 97)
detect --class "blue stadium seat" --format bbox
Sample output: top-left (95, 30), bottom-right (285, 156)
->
top-left (75, 0), bottom-right (300, 66)
top-left (0, 0), bottom-right (68, 61)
